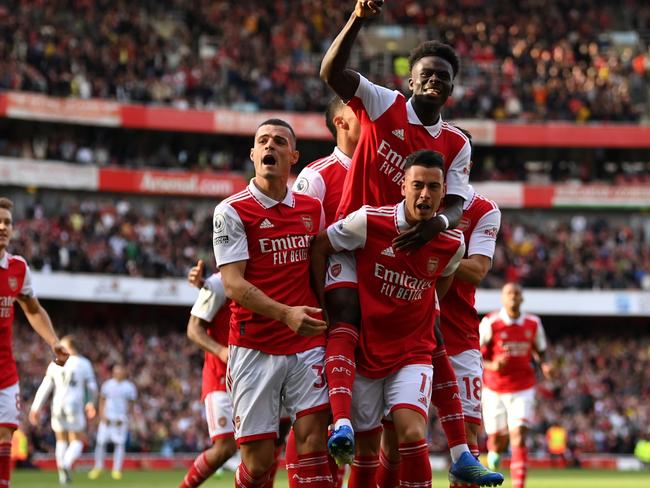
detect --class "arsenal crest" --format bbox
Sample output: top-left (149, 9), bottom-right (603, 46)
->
top-left (330, 263), bottom-right (342, 277)
top-left (427, 257), bottom-right (439, 275)
top-left (301, 215), bottom-right (313, 232)
top-left (8, 277), bottom-right (17, 291)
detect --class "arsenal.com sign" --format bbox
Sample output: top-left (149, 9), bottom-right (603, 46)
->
top-left (99, 168), bottom-right (247, 198)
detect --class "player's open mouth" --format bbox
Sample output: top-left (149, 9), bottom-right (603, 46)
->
top-left (262, 154), bottom-right (277, 165)
top-left (416, 203), bottom-right (431, 210)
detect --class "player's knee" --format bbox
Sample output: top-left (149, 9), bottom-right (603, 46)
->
top-left (0, 426), bottom-right (14, 442)
top-left (355, 434), bottom-right (381, 458)
top-left (325, 287), bottom-right (361, 326)
top-left (210, 436), bottom-right (237, 462)
top-left (396, 424), bottom-right (427, 444)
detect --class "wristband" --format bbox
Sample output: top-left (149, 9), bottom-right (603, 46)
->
top-left (438, 214), bottom-right (449, 230)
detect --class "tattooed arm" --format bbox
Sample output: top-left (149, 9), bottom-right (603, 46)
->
top-left (219, 261), bottom-right (326, 337)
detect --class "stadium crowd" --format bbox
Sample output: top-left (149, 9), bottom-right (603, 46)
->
top-left (1, 0), bottom-right (648, 121)
top-left (15, 323), bottom-right (650, 458)
top-left (9, 198), bottom-right (650, 290)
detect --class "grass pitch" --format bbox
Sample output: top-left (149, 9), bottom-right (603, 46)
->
top-left (11, 468), bottom-right (650, 488)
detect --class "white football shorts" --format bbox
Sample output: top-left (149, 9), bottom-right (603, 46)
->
top-left (351, 364), bottom-right (433, 433)
top-left (449, 349), bottom-right (483, 425)
top-left (324, 252), bottom-right (358, 291)
top-left (0, 382), bottom-right (20, 428)
top-left (482, 385), bottom-right (536, 434)
top-left (227, 345), bottom-right (329, 444)
top-left (204, 390), bottom-right (234, 441)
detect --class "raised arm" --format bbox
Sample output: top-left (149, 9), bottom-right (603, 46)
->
top-left (320, 1), bottom-right (384, 101)
top-left (220, 260), bottom-right (326, 337)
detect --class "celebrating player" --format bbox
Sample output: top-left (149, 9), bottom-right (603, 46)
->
top-left (480, 283), bottom-right (553, 488)
top-left (293, 95), bottom-right (360, 225)
top-left (438, 132), bottom-right (502, 488)
top-left (29, 335), bottom-right (97, 485)
top-left (213, 119), bottom-right (333, 488)
top-left (0, 197), bottom-right (69, 488)
top-left (311, 150), bottom-right (464, 488)
top-left (88, 364), bottom-right (138, 481)
top-left (319, 2), bottom-right (502, 485)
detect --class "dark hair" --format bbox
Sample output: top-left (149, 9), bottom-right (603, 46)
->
top-left (256, 118), bottom-right (296, 143)
top-left (0, 197), bottom-right (13, 211)
top-left (325, 96), bottom-right (345, 139)
top-left (408, 41), bottom-right (460, 78)
top-left (404, 149), bottom-right (445, 173)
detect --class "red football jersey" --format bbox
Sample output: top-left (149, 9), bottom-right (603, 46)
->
top-left (327, 202), bottom-right (465, 378)
top-left (336, 75), bottom-right (471, 219)
top-left (293, 147), bottom-right (351, 226)
top-left (213, 181), bottom-right (325, 355)
top-left (440, 190), bottom-right (501, 355)
top-left (202, 304), bottom-right (231, 399)
top-left (190, 273), bottom-right (232, 399)
top-left (0, 253), bottom-right (32, 389)
top-left (480, 310), bottom-right (547, 393)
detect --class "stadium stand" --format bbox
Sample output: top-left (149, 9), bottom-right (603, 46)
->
top-left (1, 0), bottom-right (649, 120)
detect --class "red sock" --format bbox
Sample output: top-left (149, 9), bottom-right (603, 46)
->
top-left (431, 346), bottom-right (467, 448)
top-left (325, 322), bottom-right (359, 423)
top-left (235, 461), bottom-right (272, 488)
top-left (348, 455), bottom-right (379, 488)
top-left (376, 449), bottom-right (400, 488)
top-left (286, 430), bottom-right (299, 488)
top-left (398, 440), bottom-right (431, 488)
top-left (295, 452), bottom-right (333, 488)
top-left (510, 445), bottom-right (527, 488)
top-left (0, 442), bottom-right (11, 487)
top-left (468, 444), bottom-right (480, 458)
top-left (179, 451), bottom-right (217, 488)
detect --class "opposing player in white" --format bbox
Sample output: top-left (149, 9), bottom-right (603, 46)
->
top-left (29, 335), bottom-right (97, 485)
top-left (88, 364), bottom-right (137, 481)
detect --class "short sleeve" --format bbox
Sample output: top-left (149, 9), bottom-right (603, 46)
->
top-left (293, 167), bottom-right (326, 203)
top-left (441, 236), bottom-right (466, 277)
top-left (479, 317), bottom-right (493, 347)
top-left (534, 318), bottom-right (548, 353)
top-left (445, 139), bottom-right (471, 200)
top-left (128, 382), bottom-right (137, 401)
top-left (213, 202), bottom-right (249, 267)
top-left (326, 207), bottom-right (368, 252)
top-left (20, 264), bottom-right (34, 297)
top-left (467, 208), bottom-right (501, 259)
top-left (190, 274), bottom-right (227, 322)
top-left (352, 75), bottom-right (400, 122)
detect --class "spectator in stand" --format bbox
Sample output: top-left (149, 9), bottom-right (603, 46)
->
top-left (0, 0), bottom-right (647, 121)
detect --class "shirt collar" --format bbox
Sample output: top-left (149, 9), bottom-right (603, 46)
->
top-left (0, 252), bottom-right (8, 269)
top-left (406, 98), bottom-right (443, 138)
top-left (333, 146), bottom-right (352, 170)
top-left (499, 308), bottom-right (525, 325)
top-left (247, 179), bottom-right (295, 209)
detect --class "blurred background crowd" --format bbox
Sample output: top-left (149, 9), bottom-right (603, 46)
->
top-left (5, 196), bottom-right (648, 290)
top-left (1, 0), bottom-right (649, 121)
top-left (15, 320), bottom-right (650, 459)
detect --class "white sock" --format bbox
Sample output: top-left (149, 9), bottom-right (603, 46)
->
top-left (334, 418), bottom-right (353, 431)
top-left (94, 442), bottom-right (106, 470)
top-left (63, 439), bottom-right (84, 469)
top-left (113, 443), bottom-right (125, 472)
top-left (450, 444), bottom-right (470, 463)
top-left (55, 440), bottom-right (68, 469)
